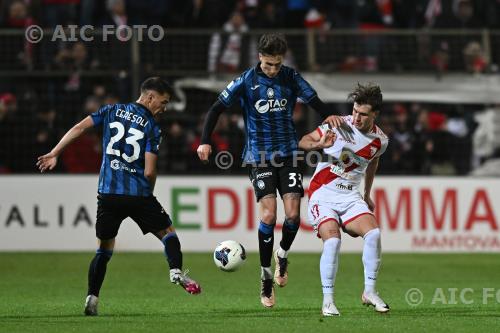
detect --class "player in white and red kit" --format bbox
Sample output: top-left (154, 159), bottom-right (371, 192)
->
top-left (299, 83), bottom-right (390, 316)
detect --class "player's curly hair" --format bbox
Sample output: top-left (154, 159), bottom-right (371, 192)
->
top-left (257, 33), bottom-right (288, 56)
top-left (348, 83), bottom-right (383, 112)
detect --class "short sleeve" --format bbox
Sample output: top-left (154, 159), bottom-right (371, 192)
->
top-left (293, 71), bottom-right (317, 103)
top-left (375, 138), bottom-right (389, 158)
top-left (218, 75), bottom-right (244, 107)
top-left (90, 105), bottom-right (111, 126)
top-left (145, 126), bottom-right (162, 154)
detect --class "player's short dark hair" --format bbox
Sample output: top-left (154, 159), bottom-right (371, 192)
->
top-left (257, 33), bottom-right (288, 56)
top-left (348, 83), bottom-right (383, 112)
top-left (140, 77), bottom-right (174, 96)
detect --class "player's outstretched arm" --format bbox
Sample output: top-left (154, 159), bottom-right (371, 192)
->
top-left (363, 157), bottom-right (380, 211)
top-left (299, 128), bottom-right (336, 151)
top-left (197, 100), bottom-right (226, 162)
top-left (36, 116), bottom-right (94, 173)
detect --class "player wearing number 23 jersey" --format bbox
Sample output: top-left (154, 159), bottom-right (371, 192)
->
top-left (91, 102), bottom-right (161, 197)
top-left (37, 77), bottom-right (201, 317)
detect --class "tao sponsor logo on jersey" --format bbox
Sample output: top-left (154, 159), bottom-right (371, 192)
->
top-left (254, 88), bottom-right (287, 114)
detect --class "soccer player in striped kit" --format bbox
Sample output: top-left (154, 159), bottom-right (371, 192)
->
top-left (299, 83), bottom-right (390, 316)
top-left (197, 33), bottom-right (344, 308)
top-left (37, 77), bottom-right (201, 316)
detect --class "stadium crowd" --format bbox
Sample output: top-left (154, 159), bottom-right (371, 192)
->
top-left (1, 0), bottom-right (499, 175)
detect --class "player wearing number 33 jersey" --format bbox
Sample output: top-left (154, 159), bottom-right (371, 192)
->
top-left (91, 102), bottom-right (161, 197)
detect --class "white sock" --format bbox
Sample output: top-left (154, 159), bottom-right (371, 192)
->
top-left (277, 247), bottom-right (287, 258)
top-left (362, 228), bottom-right (381, 294)
top-left (261, 266), bottom-right (273, 280)
top-left (320, 237), bottom-right (341, 304)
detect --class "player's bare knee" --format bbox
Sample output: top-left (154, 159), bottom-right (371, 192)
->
top-left (261, 209), bottom-right (277, 224)
top-left (319, 221), bottom-right (341, 240)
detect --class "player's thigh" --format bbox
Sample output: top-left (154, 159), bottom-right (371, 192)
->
top-left (308, 201), bottom-right (340, 238)
top-left (248, 166), bottom-right (278, 202)
top-left (96, 195), bottom-right (128, 240)
top-left (130, 196), bottom-right (173, 235)
top-left (277, 163), bottom-right (304, 199)
top-left (342, 201), bottom-right (378, 237)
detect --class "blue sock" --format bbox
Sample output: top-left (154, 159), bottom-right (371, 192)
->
top-left (161, 232), bottom-right (182, 270)
top-left (87, 248), bottom-right (113, 297)
top-left (280, 218), bottom-right (299, 251)
top-left (258, 221), bottom-right (275, 269)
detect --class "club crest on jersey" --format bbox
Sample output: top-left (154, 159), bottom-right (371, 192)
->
top-left (266, 88), bottom-right (274, 98)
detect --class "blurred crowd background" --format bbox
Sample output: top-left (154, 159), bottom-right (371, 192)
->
top-left (1, 0), bottom-right (500, 176)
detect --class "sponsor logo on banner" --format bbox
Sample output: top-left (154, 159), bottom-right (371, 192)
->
top-left (1, 176), bottom-right (499, 252)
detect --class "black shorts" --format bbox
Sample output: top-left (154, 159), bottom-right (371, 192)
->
top-left (96, 194), bottom-right (172, 240)
top-left (248, 158), bottom-right (304, 202)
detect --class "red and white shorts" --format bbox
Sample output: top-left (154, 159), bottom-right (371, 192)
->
top-left (307, 198), bottom-right (374, 236)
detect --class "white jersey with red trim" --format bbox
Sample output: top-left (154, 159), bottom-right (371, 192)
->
top-left (308, 115), bottom-right (388, 202)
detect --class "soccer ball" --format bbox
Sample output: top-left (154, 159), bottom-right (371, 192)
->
top-left (213, 240), bottom-right (247, 272)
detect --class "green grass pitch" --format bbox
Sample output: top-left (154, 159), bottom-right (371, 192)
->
top-left (0, 252), bottom-right (499, 332)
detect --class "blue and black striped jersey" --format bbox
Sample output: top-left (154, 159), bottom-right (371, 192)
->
top-left (91, 103), bottom-right (161, 197)
top-left (218, 64), bottom-right (317, 163)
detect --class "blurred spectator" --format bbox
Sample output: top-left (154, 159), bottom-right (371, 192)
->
top-left (285, 0), bottom-right (310, 28)
top-left (412, 108), bottom-right (434, 174)
top-left (472, 105), bottom-right (500, 167)
top-left (2, 0), bottom-right (34, 28)
top-left (158, 121), bottom-right (189, 173)
top-left (207, 11), bottom-right (249, 75)
top-left (390, 104), bottom-right (416, 173)
top-left (321, 0), bottom-right (359, 29)
top-left (0, 0), bottom-right (36, 69)
top-left (431, 0), bottom-right (484, 71)
top-left (253, 1), bottom-right (284, 28)
top-left (60, 95), bottom-right (102, 173)
top-left (42, 0), bottom-right (79, 27)
top-left (463, 41), bottom-right (487, 74)
top-left (357, 0), bottom-right (393, 72)
top-left (102, 0), bottom-right (127, 25)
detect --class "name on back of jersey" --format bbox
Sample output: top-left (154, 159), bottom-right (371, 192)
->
top-left (116, 108), bottom-right (149, 127)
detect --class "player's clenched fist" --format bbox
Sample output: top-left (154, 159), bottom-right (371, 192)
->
top-left (197, 144), bottom-right (212, 162)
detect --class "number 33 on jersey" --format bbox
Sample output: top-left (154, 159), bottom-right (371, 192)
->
top-left (91, 102), bottom-right (162, 197)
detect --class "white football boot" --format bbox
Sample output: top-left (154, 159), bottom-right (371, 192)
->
top-left (322, 302), bottom-right (340, 316)
top-left (362, 292), bottom-right (390, 313)
top-left (84, 295), bottom-right (99, 316)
